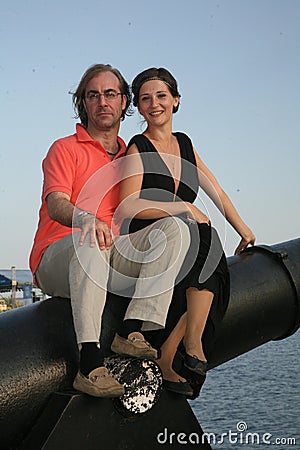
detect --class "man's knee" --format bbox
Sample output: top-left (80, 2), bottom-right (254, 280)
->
top-left (73, 236), bottom-right (111, 263)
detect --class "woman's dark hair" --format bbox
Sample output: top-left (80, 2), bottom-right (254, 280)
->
top-left (132, 67), bottom-right (181, 113)
top-left (71, 64), bottom-right (132, 127)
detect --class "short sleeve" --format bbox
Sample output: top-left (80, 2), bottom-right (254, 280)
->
top-left (42, 139), bottom-right (76, 200)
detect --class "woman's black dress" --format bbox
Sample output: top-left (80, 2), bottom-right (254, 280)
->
top-left (121, 132), bottom-right (230, 358)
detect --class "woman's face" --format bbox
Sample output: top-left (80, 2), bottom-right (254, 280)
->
top-left (137, 79), bottom-right (179, 126)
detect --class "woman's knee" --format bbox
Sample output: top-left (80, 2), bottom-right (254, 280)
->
top-left (156, 217), bottom-right (191, 248)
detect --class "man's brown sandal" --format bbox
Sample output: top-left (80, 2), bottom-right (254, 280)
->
top-left (111, 332), bottom-right (158, 360)
top-left (73, 366), bottom-right (125, 397)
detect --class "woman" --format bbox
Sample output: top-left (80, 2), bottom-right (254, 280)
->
top-left (118, 67), bottom-right (255, 395)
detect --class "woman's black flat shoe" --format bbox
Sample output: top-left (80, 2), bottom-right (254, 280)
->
top-left (178, 342), bottom-right (208, 376)
top-left (183, 353), bottom-right (208, 376)
top-left (163, 379), bottom-right (194, 397)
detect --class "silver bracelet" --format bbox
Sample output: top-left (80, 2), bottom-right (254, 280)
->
top-left (76, 211), bottom-right (93, 228)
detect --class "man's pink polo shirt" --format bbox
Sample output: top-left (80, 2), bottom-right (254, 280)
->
top-left (29, 124), bottom-right (126, 279)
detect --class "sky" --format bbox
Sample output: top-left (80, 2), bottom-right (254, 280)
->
top-left (1, 0), bottom-right (299, 269)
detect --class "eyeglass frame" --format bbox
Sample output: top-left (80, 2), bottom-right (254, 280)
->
top-left (85, 89), bottom-right (124, 103)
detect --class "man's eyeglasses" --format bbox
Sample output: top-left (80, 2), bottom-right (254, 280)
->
top-left (85, 90), bottom-right (123, 103)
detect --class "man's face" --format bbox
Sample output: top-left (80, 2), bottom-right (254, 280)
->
top-left (84, 71), bottom-right (127, 133)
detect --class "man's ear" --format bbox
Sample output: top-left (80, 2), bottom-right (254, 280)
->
top-left (121, 94), bottom-right (127, 111)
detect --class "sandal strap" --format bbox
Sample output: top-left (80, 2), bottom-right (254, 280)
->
top-left (130, 336), bottom-right (151, 347)
top-left (89, 367), bottom-right (111, 381)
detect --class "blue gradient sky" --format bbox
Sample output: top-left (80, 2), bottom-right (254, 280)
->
top-left (1, 0), bottom-right (299, 268)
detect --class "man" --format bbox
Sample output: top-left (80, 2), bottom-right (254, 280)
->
top-left (30, 64), bottom-right (190, 398)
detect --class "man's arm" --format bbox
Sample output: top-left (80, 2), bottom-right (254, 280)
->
top-left (46, 192), bottom-right (112, 250)
top-left (47, 192), bottom-right (76, 227)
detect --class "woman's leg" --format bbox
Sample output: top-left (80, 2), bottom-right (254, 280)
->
top-left (184, 288), bottom-right (214, 362)
top-left (157, 288), bottom-right (214, 381)
top-left (157, 312), bottom-right (187, 382)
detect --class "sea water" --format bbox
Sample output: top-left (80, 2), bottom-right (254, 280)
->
top-left (191, 331), bottom-right (299, 449)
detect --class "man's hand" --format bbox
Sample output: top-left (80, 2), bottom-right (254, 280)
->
top-left (78, 214), bottom-right (112, 250)
top-left (46, 192), bottom-right (113, 250)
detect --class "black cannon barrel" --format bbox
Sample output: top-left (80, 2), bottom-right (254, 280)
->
top-left (209, 238), bottom-right (300, 368)
top-left (0, 238), bottom-right (299, 448)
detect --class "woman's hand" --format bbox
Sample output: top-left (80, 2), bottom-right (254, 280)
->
top-left (186, 203), bottom-right (211, 225)
top-left (234, 231), bottom-right (256, 255)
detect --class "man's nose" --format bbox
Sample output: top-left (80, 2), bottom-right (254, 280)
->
top-left (98, 95), bottom-right (108, 106)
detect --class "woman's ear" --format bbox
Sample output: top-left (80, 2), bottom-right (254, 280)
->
top-left (172, 96), bottom-right (180, 113)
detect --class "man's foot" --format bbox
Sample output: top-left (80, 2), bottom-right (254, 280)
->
top-left (73, 367), bottom-right (125, 397)
top-left (111, 332), bottom-right (158, 359)
top-left (79, 342), bottom-right (105, 377)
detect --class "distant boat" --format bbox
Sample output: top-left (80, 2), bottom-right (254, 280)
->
top-left (0, 269), bottom-right (45, 304)
top-left (0, 269), bottom-right (32, 285)
top-left (0, 273), bottom-right (14, 292)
